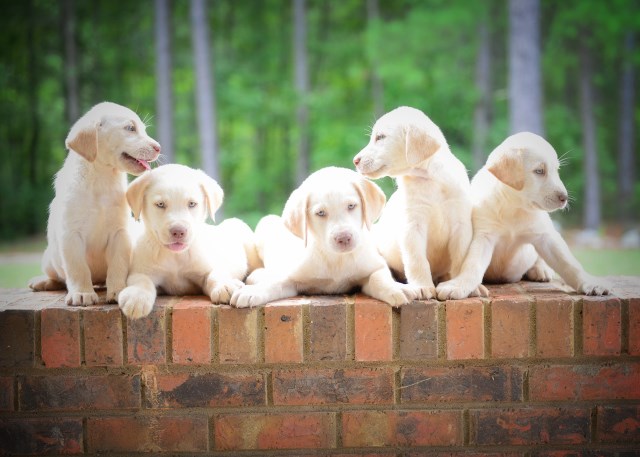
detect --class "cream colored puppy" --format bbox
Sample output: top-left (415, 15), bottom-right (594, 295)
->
top-left (29, 102), bottom-right (160, 305)
top-left (353, 106), bottom-right (481, 299)
top-left (230, 167), bottom-right (418, 308)
top-left (118, 164), bottom-right (257, 319)
top-left (437, 132), bottom-right (611, 300)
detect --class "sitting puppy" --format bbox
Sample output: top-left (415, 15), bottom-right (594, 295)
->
top-left (118, 164), bottom-right (258, 319)
top-left (353, 106), bottom-right (484, 299)
top-left (230, 167), bottom-right (417, 308)
top-left (436, 132), bottom-right (611, 300)
top-left (29, 102), bottom-right (160, 305)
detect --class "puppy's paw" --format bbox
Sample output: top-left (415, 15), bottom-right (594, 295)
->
top-left (118, 286), bottom-right (154, 319)
top-left (374, 285), bottom-right (412, 308)
top-left (525, 263), bottom-right (554, 282)
top-left (65, 290), bottom-right (99, 306)
top-left (409, 282), bottom-right (436, 300)
top-left (106, 282), bottom-right (126, 304)
top-left (577, 277), bottom-right (611, 296)
top-left (209, 278), bottom-right (244, 304)
top-left (230, 285), bottom-right (269, 309)
top-left (436, 280), bottom-right (475, 301)
top-left (28, 275), bottom-right (66, 292)
top-left (469, 284), bottom-right (490, 298)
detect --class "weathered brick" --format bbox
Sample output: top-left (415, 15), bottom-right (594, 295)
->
top-left (342, 410), bottom-right (462, 447)
top-left (19, 374), bottom-right (141, 411)
top-left (172, 297), bottom-right (211, 364)
top-left (218, 306), bottom-right (259, 363)
top-left (529, 363), bottom-right (640, 401)
top-left (264, 302), bottom-right (303, 363)
top-left (273, 368), bottom-right (393, 405)
top-left (127, 306), bottom-right (166, 364)
top-left (408, 453), bottom-right (522, 457)
top-left (401, 366), bottom-right (523, 403)
top-left (582, 297), bottom-right (621, 356)
top-left (399, 300), bottom-right (438, 360)
top-left (0, 377), bottom-right (13, 411)
top-left (629, 298), bottom-right (640, 356)
top-left (143, 372), bottom-right (264, 408)
top-left (0, 418), bottom-right (83, 455)
top-left (596, 405), bottom-right (640, 443)
top-left (83, 306), bottom-right (123, 366)
top-left (214, 412), bottom-right (335, 450)
top-left (41, 307), bottom-right (81, 368)
top-left (87, 416), bottom-right (208, 453)
top-left (536, 296), bottom-right (574, 357)
top-left (0, 310), bottom-right (35, 367)
top-left (530, 452), bottom-right (615, 457)
top-left (308, 300), bottom-right (346, 361)
top-left (354, 295), bottom-right (392, 361)
top-left (491, 297), bottom-right (530, 358)
top-left (469, 407), bottom-right (590, 445)
top-left (446, 298), bottom-right (484, 360)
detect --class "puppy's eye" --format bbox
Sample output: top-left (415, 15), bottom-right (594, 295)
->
top-left (374, 133), bottom-right (386, 142)
top-left (155, 201), bottom-right (165, 209)
top-left (347, 203), bottom-right (357, 210)
top-left (534, 168), bottom-right (545, 176)
top-left (125, 124), bottom-right (136, 132)
top-left (188, 201), bottom-right (197, 208)
top-left (315, 210), bottom-right (326, 217)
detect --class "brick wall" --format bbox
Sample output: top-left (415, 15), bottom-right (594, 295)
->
top-left (1, 278), bottom-right (639, 456)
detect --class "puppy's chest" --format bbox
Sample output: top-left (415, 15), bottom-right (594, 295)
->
top-left (155, 261), bottom-right (203, 295)
top-left (294, 256), bottom-right (367, 294)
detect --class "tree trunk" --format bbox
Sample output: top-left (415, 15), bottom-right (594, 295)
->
top-left (618, 31), bottom-right (635, 228)
top-left (154, 0), bottom-right (174, 163)
top-left (367, 0), bottom-right (384, 119)
top-left (61, 0), bottom-right (79, 124)
top-left (508, 0), bottom-right (544, 135)
top-left (293, 0), bottom-right (310, 185)
top-left (190, 0), bottom-right (220, 183)
top-left (472, 17), bottom-right (492, 172)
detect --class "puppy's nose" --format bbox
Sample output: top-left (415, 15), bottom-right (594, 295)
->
top-left (170, 225), bottom-right (187, 240)
top-left (557, 192), bottom-right (568, 204)
top-left (334, 232), bottom-right (352, 247)
top-left (353, 156), bottom-right (361, 166)
top-left (152, 143), bottom-right (161, 153)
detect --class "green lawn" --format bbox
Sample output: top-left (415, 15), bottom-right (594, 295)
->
top-left (0, 262), bottom-right (42, 289)
top-left (572, 248), bottom-right (640, 277)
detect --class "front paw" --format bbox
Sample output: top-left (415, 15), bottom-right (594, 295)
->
top-left (577, 276), bottom-right (611, 296)
top-left (106, 281), bottom-right (126, 304)
top-left (408, 281), bottom-right (436, 300)
top-left (230, 284), bottom-right (269, 308)
top-left (209, 278), bottom-right (244, 304)
top-left (525, 263), bottom-right (554, 282)
top-left (65, 290), bottom-right (99, 306)
top-left (436, 279), bottom-right (475, 301)
top-left (118, 286), bottom-right (154, 319)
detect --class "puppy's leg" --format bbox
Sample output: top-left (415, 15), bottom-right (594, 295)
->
top-left (524, 254), bottom-right (555, 282)
top-left (204, 272), bottom-right (244, 304)
top-left (118, 273), bottom-right (156, 319)
top-left (29, 247), bottom-right (66, 291)
top-left (230, 278), bottom-right (297, 308)
top-left (61, 232), bottom-right (98, 306)
top-left (400, 216), bottom-right (436, 299)
top-left (105, 229), bottom-right (131, 304)
top-left (362, 267), bottom-right (418, 307)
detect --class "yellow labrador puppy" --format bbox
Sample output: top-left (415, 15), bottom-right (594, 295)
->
top-left (230, 167), bottom-right (417, 308)
top-left (118, 164), bottom-right (257, 319)
top-left (29, 102), bottom-right (160, 305)
top-left (436, 132), bottom-right (611, 300)
top-left (353, 106), bottom-right (482, 300)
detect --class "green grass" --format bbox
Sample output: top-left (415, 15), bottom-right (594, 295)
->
top-left (0, 262), bottom-right (42, 289)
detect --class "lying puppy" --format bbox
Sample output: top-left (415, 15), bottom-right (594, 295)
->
top-left (118, 164), bottom-right (258, 319)
top-left (230, 167), bottom-right (417, 308)
top-left (353, 106), bottom-right (483, 299)
top-left (436, 132), bottom-right (610, 300)
top-left (29, 102), bottom-right (160, 305)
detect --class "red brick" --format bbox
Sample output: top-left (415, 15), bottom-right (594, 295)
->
top-left (308, 300), bottom-right (346, 361)
top-left (486, 282), bottom-right (525, 296)
top-left (401, 366), bottom-right (523, 403)
top-left (491, 297), bottom-right (530, 358)
top-left (273, 368), bottom-right (393, 405)
top-left (536, 296), bottom-right (574, 357)
top-left (409, 454), bottom-right (522, 457)
top-left (218, 306), bottom-right (259, 363)
top-left (19, 374), bottom-right (141, 411)
top-left (41, 307), bottom-right (80, 368)
top-left (143, 372), bottom-right (264, 408)
top-left (0, 418), bottom-right (83, 455)
top-left (529, 363), bottom-right (640, 401)
top-left (354, 295), bottom-right (392, 361)
top-left (629, 298), bottom-right (640, 356)
top-left (342, 410), bottom-right (462, 447)
top-left (83, 306), bottom-right (123, 366)
top-left (126, 306), bottom-right (166, 364)
top-left (264, 302), bottom-right (303, 363)
top-left (596, 405), bottom-right (640, 443)
top-left (469, 407), bottom-right (590, 445)
top-left (582, 297), bottom-right (621, 356)
top-left (172, 297), bottom-right (211, 364)
top-left (87, 416), bottom-right (208, 453)
top-left (399, 300), bottom-right (438, 359)
top-left (446, 298), bottom-right (484, 360)
top-left (0, 310), bottom-right (35, 367)
top-left (214, 412), bottom-right (335, 450)
top-left (0, 377), bottom-right (13, 411)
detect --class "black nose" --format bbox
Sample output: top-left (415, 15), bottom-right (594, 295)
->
top-left (170, 226), bottom-right (187, 240)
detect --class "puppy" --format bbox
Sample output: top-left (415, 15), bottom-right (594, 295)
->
top-left (230, 167), bottom-right (417, 308)
top-left (436, 132), bottom-right (611, 300)
top-left (28, 102), bottom-right (160, 305)
top-left (353, 106), bottom-right (483, 299)
top-left (118, 164), bottom-right (257, 319)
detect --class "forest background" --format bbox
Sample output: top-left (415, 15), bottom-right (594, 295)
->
top-left (0, 0), bottom-right (638, 274)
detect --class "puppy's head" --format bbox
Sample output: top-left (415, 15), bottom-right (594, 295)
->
top-left (282, 167), bottom-right (385, 253)
top-left (486, 132), bottom-right (569, 212)
top-left (66, 102), bottom-right (161, 175)
top-left (353, 106), bottom-right (444, 178)
top-left (126, 164), bottom-right (224, 253)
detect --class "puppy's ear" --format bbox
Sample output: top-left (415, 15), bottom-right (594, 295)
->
top-left (197, 171), bottom-right (224, 221)
top-left (353, 178), bottom-right (386, 230)
top-left (488, 148), bottom-right (525, 191)
top-left (282, 187), bottom-right (308, 245)
top-left (405, 125), bottom-right (440, 166)
top-left (66, 120), bottom-right (99, 162)
top-left (127, 172), bottom-right (153, 221)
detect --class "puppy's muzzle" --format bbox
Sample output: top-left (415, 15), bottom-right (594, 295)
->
top-left (165, 224), bottom-right (189, 252)
top-left (332, 230), bottom-right (355, 252)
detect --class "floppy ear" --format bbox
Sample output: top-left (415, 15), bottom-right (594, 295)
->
top-left (66, 120), bottom-right (99, 162)
top-left (282, 187), bottom-right (309, 245)
top-left (405, 125), bottom-right (440, 166)
top-left (488, 148), bottom-right (526, 191)
top-left (126, 172), bottom-right (153, 221)
top-left (353, 178), bottom-right (386, 230)
top-left (197, 170), bottom-right (224, 221)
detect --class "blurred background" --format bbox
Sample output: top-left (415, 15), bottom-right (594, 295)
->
top-left (0, 0), bottom-right (639, 286)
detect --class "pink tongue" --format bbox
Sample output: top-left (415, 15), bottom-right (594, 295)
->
top-left (168, 242), bottom-right (185, 252)
top-left (137, 159), bottom-right (150, 170)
